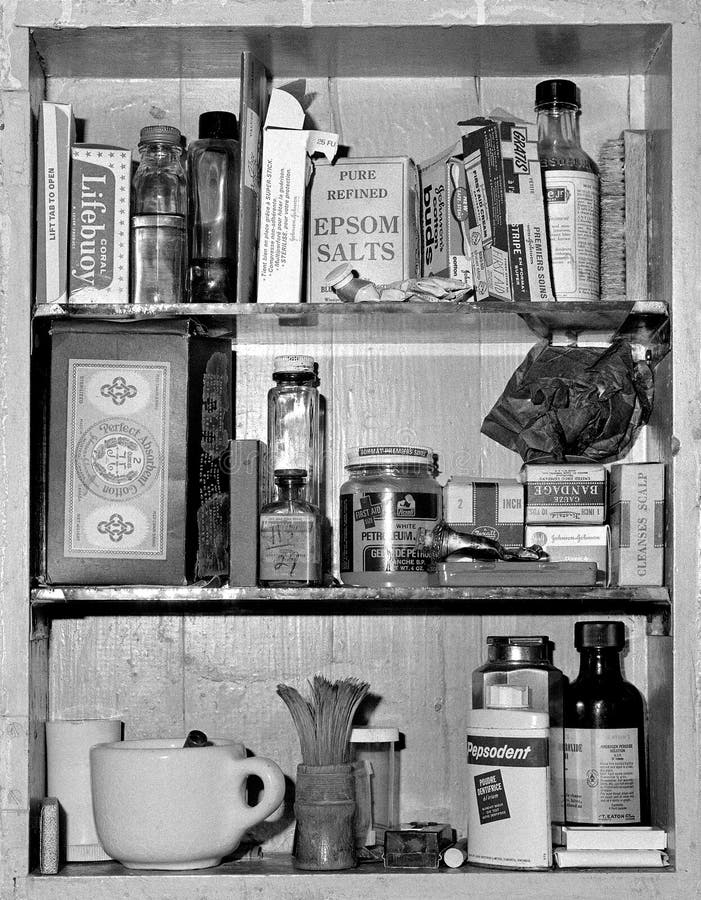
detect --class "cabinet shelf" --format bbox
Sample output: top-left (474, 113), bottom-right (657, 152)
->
top-left (32, 299), bottom-right (669, 347)
top-left (26, 856), bottom-right (675, 900)
top-left (30, 584), bottom-right (670, 618)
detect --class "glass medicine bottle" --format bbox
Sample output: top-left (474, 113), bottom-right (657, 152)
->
top-left (259, 469), bottom-right (321, 587)
top-left (267, 356), bottom-right (320, 508)
top-left (339, 446), bottom-right (442, 588)
top-left (564, 620), bottom-right (648, 825)
top-left (131, 124), bottom-right (188, 304)
top-left (187, 110), bottom-right (240, 303)
top-left (535, 79), bottom-right (599, 302)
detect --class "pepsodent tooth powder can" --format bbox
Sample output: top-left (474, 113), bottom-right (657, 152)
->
top-left (466, 685), bottom-right (552, 870)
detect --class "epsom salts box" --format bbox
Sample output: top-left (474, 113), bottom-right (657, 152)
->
top-left (307, 157), bottom-right (420, 302)
top-left (44, 319), bottom-right (232, 585)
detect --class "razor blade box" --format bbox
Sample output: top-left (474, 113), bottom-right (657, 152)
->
top-left (384, 823), bottom-right (454, 869)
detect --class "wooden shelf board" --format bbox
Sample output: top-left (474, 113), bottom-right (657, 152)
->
top-left (31, 584), bottom-right (670, 617)
top-left (32, 300), bottom-right (669, 347)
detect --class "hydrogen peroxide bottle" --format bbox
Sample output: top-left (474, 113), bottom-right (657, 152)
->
top-left (535, 79), bottom-right (600, 302)
top-left (564, 620), bottom-right (648, 825)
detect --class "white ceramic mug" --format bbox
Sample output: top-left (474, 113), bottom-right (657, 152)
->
top-left (90, 737), bottom-right (286, 870)
top-left (45, 717), bottom-right (123, 861)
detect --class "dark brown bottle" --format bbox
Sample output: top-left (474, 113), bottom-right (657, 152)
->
top-left (564, 621), bottom-right (648, 825)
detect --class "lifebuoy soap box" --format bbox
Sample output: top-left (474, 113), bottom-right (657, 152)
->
top-left (44, 319), bottom-right (232, 585)
top-left (307, 157), bottom-right (420, 302)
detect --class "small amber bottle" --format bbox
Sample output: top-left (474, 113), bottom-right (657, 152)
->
top-left (259, 469), bottom-right (322, 587)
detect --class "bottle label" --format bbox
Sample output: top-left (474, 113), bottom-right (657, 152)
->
top-left (340, 490), bottom-right (439, 575)
top-left (563, 727), bottom-right (641, 823)
top-left (259, 513), bottom-right (318, 582)
top-left (543, 169), bottom-right (599, 301)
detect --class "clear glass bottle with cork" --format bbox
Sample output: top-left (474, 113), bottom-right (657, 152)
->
top-left (131, 124), bottom-right (188, 304)
top-left (535, 78), bottom-right (600, 302)
top-left (564, 620), bottom-right (648, 825)
top-left (259, 468), bottom-right (321, 587)
top-left (187, 110), bottom-right (240, 303)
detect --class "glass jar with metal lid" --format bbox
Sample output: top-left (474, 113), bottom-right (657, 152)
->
top-left (339, 445), bottom-right (442, 588)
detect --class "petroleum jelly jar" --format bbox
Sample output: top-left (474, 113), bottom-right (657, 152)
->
top-left (339, 445), bottom-right (442, 587)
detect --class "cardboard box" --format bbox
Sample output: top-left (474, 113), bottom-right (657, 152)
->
top-left (522, 463), bottom-right (607, 524)
top-left (443, 477), bottom-right (524, 549)
top-left (307, 156), bottom-right (420, 302)
top-left (45, 319), bottom-right (232, 585)
top-left (525, 525), bottom-right (610, 585)
top-left (417, 142), bottom-right (474, 289)
top-left (69, 144), bottom-right (131, 303)
top-left (236, 52), bottom-right (270, 303)
top-left (257, 89), bottom-right (338, 303)
top-left (460, 117), bottom-right (555, 302)
top-left (609, 462), bottom-right (664, 586)
top-left (35, 101), bottom-right (75, 305)
top-left (229, 439), bottom-right (268, 586)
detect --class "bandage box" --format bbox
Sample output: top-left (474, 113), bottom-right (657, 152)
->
top-left (443, 477), bottom-right (524, 549)
top-left (522, 463), bottom-right (607, 524)
top-left (308, 156), bottom-right (419, 302)
top-left (609, 463), bottom-right (664, 586)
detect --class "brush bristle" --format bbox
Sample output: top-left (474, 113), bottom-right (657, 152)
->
top-left (599, 136), bottom-right (626, 302)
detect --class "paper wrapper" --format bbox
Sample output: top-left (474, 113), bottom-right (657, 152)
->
top-left (481, 340), bottom-right (655, 463)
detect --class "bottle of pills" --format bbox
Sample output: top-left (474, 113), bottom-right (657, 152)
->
top-left (339, 445), bottom-right (441, 588)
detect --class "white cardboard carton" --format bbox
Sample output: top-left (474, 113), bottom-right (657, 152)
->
top-left (257, 89), bottom-right (338, 303)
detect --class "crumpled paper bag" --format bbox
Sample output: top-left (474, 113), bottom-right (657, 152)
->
top-left (481, 340), bottom-right (655, 463)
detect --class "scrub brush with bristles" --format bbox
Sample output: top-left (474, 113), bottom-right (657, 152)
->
top-left (599, 130), bottom-right (650, 303)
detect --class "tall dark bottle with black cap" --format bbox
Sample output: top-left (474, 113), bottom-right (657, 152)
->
top-left (535, 78), bottom-right (600, 302)
top-left (187, 110), bottom-right (240, 302)
top-left (564, 620), bottom-right (648, 825)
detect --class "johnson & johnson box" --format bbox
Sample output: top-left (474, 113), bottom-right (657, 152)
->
top-left (522, 463), bottom-right (607, 525)
top-left (307, 156), bottom-right (420, 301)
top-left (44, 319), bottom-right (232, 585)
top-left (525, 524), bottom-right (610, 585)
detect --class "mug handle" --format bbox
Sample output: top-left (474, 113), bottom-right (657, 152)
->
top-left (234, 756), bottom-right (286, 831)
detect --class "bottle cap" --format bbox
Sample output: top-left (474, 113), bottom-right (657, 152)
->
top-left (486, 684), bottom-right (530, 709)
top-left (273, 468), bottom-right (307, 481)
top-left (574, 620), bottom-right (625, 650)
top-left (346, 445), bottom-right (435, 468)
top-left (326, 263), bottom-right (355, 290)
top-left (272, 355), bottom-right (316, 376)
top-left (350, 726), bottom-right (400, 744)
top-left (198, 111), bottom-right (238, 141)
top-left (535, 79), bottom-right (580, 109)
top-left (138, 124), bottom-right (182, 146)
top-left (486, 635), bottom-right (553, 664)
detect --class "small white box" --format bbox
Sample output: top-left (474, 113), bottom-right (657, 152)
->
top-left (525, 524), bottom-right (610, 585)
top-left (256, 89), bottom-right (338, 303)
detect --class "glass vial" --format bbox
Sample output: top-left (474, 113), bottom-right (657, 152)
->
top-left (267, 356), bottom-right (320, 507)
top-left (259, 468), bottom-right (321, 587)
top-left (564, 620), bottom-right (648, 825)
top-left (131, 124), bottom-right (187, 304)
top-left (471, 635), bottom-right (566, 824)
top-left (535, 79), bottom-right (600, 302)
top-left (187, 110), bottom-right (240, 303)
